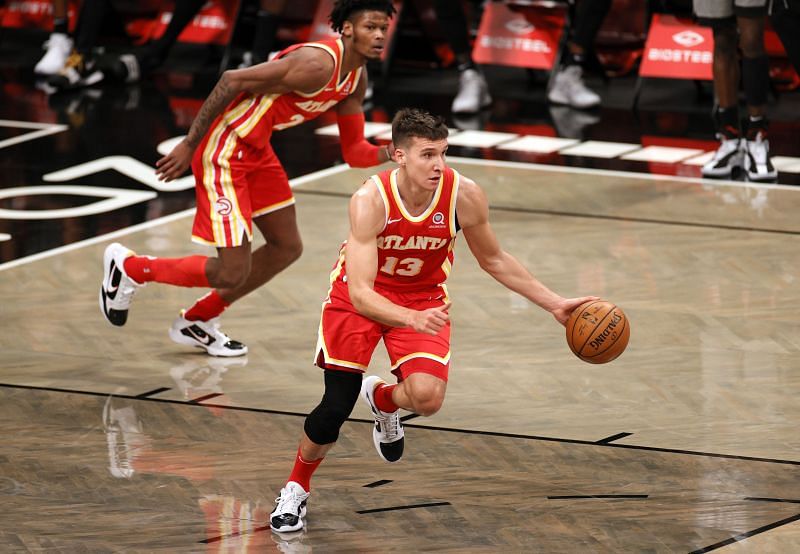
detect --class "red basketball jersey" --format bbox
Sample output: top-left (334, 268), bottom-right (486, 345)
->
top-left (208, 38), bottom-right (362, 149)
top-left (333, 167), bottom-right (460, 293)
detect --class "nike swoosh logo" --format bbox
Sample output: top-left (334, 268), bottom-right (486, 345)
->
top-left (106, 261), bottom-right (120, 300)
top-left (387, 218), bottom-right (403, 224)
top-left (184, 325), bottom-right (215, 346)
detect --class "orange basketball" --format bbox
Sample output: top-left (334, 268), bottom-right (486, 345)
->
top-left (566, 300), bottom-right (630, 364)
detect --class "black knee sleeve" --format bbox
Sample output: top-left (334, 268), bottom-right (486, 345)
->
top-left (742, 55), bottom-right (770, 107)
top-left (304, 370), bottom-right (361, 445)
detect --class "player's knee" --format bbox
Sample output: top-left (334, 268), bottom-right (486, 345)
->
top-left (304, 403), bottom-right (349, 444)
top-left (213, 261), bottom-right (250, 289)
top-left (283, 235), bottom-right (303, 263)
top-left (410, 389), bottom-right (445, 417)
top-left (269, 233), bottom-right (303, 265)
top-left (304, 370), bottom-right (360, 444)
top-left (740, 34), bottom-right (765, 58)
top-left (712, 26), bottom-right (737, 56)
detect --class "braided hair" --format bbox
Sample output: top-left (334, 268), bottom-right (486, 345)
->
top-left (329, 0), bottom-right (396, 34)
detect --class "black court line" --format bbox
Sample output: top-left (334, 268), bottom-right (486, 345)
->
top-left (200, 524), bottom-right (270, 544)
top-left (548, 495), bottom-right (648, 500)
top-left (596, 432), bottom-right (633, 444)
top-left (745, 497), bottom-right (800, 504)
top-left (356, 501), bottom-right (451, 514)
top-left (295, 189), bottom-right (800, 236)
top-left (364, 479), bottom-right (393, 488)
top-left (688, 512), bottom-right (800, 554)
top-left (136, 387), bottom-right (170, 398)
top-left (2, 382), bottom-right (798, 467)
top-left (400, 413), bottom-right (420, 422)
top-left (188, 392), bottom-right (223, 404)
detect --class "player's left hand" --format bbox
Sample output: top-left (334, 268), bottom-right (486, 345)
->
top-left (156, 139), bottom-right (194, 181)
top-left (551, 296), bottom-right (600, 326)
top-left (384, 142), bottom-right (396, 162)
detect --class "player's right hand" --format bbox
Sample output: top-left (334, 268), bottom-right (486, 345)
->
top-left (409, 302), bottom-right (451, 335)
top-left (155, 139), bottom-right (194, 182)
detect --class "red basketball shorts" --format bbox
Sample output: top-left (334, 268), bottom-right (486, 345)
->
top-left (316, 281), bottom-right (451, 382)
top-left (190, 130), bottom-right (294, 248)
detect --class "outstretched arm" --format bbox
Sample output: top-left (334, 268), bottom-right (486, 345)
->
top-left (457, 177), bottom-right (597, 325)
top-left (345, 181), bottom-right (450, 335)
top-left (335, 73), bottom-right (394, 168)
top-left (156, 48), bottom-right (333, 181)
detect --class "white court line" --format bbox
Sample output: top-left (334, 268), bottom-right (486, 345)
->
top-left (446, 156), bottom-right (800, 192)
top-left (2, 157), bottom-right (797, 272)
top-left (0, 163), bottom-right (352, 273)
top-left (0, 122), bottom-right (69, 150)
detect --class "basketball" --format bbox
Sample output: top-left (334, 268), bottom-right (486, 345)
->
top-left (566, 300), bottom-right (630, 364)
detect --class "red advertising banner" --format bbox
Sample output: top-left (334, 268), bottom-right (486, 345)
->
top-left (131, 0), bottom-right (240, 46)
top-left (307, 0), bottom-right (401, 61)
top-left (472, 3), bottom-right (564, 70)
top-left (639, 14), bottom-right (713, 80)
top-left (1, 0), bottom-right (79, 31)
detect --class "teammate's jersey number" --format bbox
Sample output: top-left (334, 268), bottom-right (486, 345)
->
top-left (380, 256), bottom-right (423, 277)
top-left (273, 114), bottom-right (305, 130)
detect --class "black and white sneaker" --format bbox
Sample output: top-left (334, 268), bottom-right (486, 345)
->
top-left (702, 135), bottom-right (743, 178)
top-left (744, 130), bottom-right (778, 182)
top-left (169, 311), bottom-right (248, 357)
top-left (100, 243), bottom-right (143, 327)
top-left (47, 51), bottom-right (104, 91)
top-left (360, 375), bottom-right (404, 463)
top-left (270, 481), bottom-right (309, 533)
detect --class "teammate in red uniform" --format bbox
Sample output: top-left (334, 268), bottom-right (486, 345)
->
top-left (99, 1), bottom-right (396, 356)
top-left (269, 108), bottom-right (597, 533)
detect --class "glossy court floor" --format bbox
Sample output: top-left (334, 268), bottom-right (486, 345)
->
top-left (1, 157), bottom-right (799, 552)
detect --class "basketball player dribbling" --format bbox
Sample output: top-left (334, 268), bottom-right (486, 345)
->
top-left (99, 1), bottom-right (397, 356)
top-left (269, 108), bottom-right (598, 533)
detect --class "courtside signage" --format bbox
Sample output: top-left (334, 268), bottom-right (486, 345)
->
top-left (639, 14), bottom-right (713, 80)
top-left (472, 2), bottom-right (564, 69)
top-left (127, 0), bottom-right (240, 46)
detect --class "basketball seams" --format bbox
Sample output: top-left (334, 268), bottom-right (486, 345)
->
top-left (580, 306), bottom-right (619, 357)
top-left (576, 302), bottom-right (616, 355)
top-left (568, 300), bottom-right (603, 355)
top-left (582, 314), bottom-right (628, 361)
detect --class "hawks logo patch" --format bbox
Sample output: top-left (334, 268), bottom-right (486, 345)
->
top-left (215, 197), bottom-right (233, 216)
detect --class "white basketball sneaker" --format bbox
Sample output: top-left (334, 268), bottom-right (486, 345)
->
top-left (270, 481), bottom-right (309, 533)
top-left (99, 243), bottom-right (144, 327)
top-left (169, 311), bottom-right (248, 357)
top-left (360, 375), bottom-right (404, 463)
top-left (702, 136), bottom-right (743, 178)
top-left (451, 68), bottom-right (492, 114)
top-left (744, 131), bottom-right (777, 182)
top-left (34, 33), bottom-right (73, 76)
top-left (548, 65), bottom-right (601, 109)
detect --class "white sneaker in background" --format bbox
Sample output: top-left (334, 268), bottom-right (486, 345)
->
top-left (34, 33), bottom-right (73, 76)
top-left (743, 131), bottom-right (778, 182)
top-left (547, 65), bottom-right (601, 109)
top-left (451, 68), bottom-right (492, 114)
top-left (702, 136), bottom-right (743, 178)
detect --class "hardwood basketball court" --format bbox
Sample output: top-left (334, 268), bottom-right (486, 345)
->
top-left (2, 159), bottom-right (798, 552)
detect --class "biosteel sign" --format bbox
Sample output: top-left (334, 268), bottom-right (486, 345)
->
top-left (640, 14), bottom-right (713, 80)
top-left (472, 2), bottom-right (564, 69)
